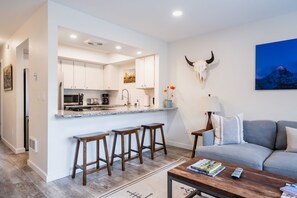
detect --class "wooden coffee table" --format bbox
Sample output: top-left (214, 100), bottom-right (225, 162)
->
top-left (167, 156), bottom-right (296, 198)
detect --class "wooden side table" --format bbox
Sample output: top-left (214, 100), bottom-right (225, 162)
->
top-left (191, 129), bottom-right (206, 158)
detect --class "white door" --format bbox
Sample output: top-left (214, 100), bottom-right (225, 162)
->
top-left (73, 61), bottom-right (85, 89)
top-left (85, 63), bottom-right (103, 90)
top-left (135, 58), bottom-right (145, 88)
top-left (144, 56), bottom-right (155, 88)
top-left (61, 59), bottom-right (74, 89)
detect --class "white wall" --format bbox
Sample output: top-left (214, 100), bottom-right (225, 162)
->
top-left (167, 11), bottom-right (297, 149)
top-left (1, 3), bottom-right (49, 173)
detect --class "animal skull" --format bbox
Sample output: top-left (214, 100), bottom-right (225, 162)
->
top-left (185, 51), bottom-right (214, 82)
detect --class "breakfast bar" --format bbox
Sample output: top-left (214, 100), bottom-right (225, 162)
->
top-left (48, 106), bottom-right (177, 182)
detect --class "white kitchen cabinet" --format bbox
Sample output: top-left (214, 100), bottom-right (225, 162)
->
top-left (85, 63), bottom-right (103, 90)
top-left (73, 61), bottom-right (85, 89)
top-left (135, 55), bottom-right (155, 89)
top-left (103, 64), bottom-right (119, 90)
top-left (61, 59), bottom-right (74, 89)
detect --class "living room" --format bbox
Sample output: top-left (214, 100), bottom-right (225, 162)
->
top-left (0, 0), bottom-right (297, 197)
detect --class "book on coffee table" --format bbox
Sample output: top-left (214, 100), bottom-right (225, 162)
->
top-left (190, 158), bottom-right (222, 174)
top-left (280, 183), bottom-right (297, 197)
top-left (187, 165), bottom-right (226, 177)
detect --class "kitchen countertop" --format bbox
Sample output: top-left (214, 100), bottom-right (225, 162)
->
top-left (55, 105), bottom-right (177, 118)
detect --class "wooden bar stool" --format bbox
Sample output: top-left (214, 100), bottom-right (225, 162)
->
top-left (110, 127), bottom-right (143, 171)
top-left (140, 123), bottom-right (167, 160)
top-left (72, 132), bottom-right (112, 185)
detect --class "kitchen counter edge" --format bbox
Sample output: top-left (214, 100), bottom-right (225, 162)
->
top-left (55, 107), bottom-right (177, 118)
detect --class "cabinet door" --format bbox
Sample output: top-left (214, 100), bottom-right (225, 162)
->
top-left (144, 55), bottom-right (155, 88)
top-left (103, 64), bottom-right (119, 90)
top-left (73, 61), bottom-right (85, 89)
top-left (85, 63), bottom-right (103, 90)
top-left (61, 59), bottom-right (74, 89)
top-left (135, 58), bottom-right (145, 88)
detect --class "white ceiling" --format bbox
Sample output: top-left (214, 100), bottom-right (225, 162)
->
top-left (1, 0), bottom-right (297, 47)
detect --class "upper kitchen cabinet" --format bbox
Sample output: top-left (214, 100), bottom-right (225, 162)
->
top-left (73, 61), bottom-right (86, 89)
top-left (60, 59), bottom-right (104, 90)
top-left (85, 63), bottom-right (104, 90)
top-left (135, 55), bottom-right (155, 89)
top-left (103, 64), bottom-right (119, 90)
top-left (61, 59), bottom-right (74, 89)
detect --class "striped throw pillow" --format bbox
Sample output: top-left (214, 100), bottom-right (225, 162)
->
top-left (212, 113), bottom-right (245, 145)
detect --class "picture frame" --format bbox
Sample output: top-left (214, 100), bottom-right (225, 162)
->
top-left (4, 64), bottom-right (13, 91)
top-left (123, 69), bottom-right (136, 83)
top-left (256, 38), bottom-right (297, 90)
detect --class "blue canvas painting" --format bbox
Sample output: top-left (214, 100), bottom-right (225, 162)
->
top-left (256, 38), bottom-right (297, 90)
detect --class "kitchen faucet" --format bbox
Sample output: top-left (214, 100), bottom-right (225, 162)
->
top-left (121, 89), bottom-right (130, 106)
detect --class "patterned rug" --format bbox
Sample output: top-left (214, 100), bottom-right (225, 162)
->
top-left (98, 159), bottom-right (211, 198)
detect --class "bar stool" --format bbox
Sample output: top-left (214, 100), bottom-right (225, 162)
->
top-left (110, 127), bottom-right (143, 171)
top-left (141, 123), bottom-right (167, 160)
top-left (72, 132), bottom-right (111, 185)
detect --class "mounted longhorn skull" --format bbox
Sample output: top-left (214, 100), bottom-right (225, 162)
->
top-left (185, 51), bottom-right (214, 82)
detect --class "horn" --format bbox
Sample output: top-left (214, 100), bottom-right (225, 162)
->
top-left (206, 51), bottom-right (214, 64)
top-left (185, 56), bottom-right (194, 67)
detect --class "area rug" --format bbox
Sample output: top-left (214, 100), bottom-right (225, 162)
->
top-left (98, 158), bottom-right (211, 198)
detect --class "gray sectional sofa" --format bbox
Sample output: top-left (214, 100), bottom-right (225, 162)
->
top-left (196, 120), bottom-right (297, 178)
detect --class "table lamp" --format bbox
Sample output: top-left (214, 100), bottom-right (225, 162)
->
top-left (200, 94), bottom-right (220, 130)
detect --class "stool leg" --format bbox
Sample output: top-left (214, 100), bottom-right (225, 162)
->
top-left (128, 133), bottom-right (131, 159)
top-left (72, 139), bottom-right (80, 179)
top-left (141, 127), bottom-right (146, 149)
top-left (110, 133), bottom-right (117, 166)
top-left (103, 137), bottom-right (112, 176)
top-left (135, 131), bottom-right (143, 164)
top-left (121, 133), bottom-right (125, 171)
top-left (96, 140), bottom-right (100, 169)
top-left (160, 126), bottom-right (167, 155)
top-left (83, 140), bottom-right (87, 185)
top-left (150, 128), bottom-right (154, 160)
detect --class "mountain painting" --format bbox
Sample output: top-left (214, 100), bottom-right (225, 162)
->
top-left (256, 38), bottom-right (297, 90)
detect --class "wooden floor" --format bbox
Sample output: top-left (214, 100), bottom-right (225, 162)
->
top-left (0, 140), bottom-right (191, 198)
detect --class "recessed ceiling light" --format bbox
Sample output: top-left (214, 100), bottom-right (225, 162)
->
top-left (137, 51), bottom-right (142, 55)
top-left (69, 34), bottom-right (77, 39)
top-left (172, 10), bottom-right (183, 17)
top-left (115, 45), bottom-right (122, 50)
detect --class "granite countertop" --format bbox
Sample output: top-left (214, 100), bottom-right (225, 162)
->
top-left (55, 105), bottom-right (177, 118)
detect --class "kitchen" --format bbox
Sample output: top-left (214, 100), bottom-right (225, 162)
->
top-left (57, 27), bottom-right (158, 115)
top-left (48, 27), bottom-right (175, 182)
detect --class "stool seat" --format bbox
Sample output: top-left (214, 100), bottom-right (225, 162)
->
top-left (73, 132), bottom-right (109, 141)
top-left (110, 127), bottom-right (143, 171)
top-left (112, 127), bottom-right (141, 133)
top-left (72, 131), bottom-right (111, 185)
top-left (141, 123), bottom-right (167, 160)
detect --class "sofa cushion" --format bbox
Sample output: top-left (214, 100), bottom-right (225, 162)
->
top-left (197, 143), bottom-right (272, 170)
top-left (264, 150), bottom-right (297, 178)
top-left (286, 127), bottom-right (297, 153)
top-left (212, 114), bottom-right (245, 145)
top-left (243, 120), bottom-right (276, 149)
top-left (276, 121), bottom-right (297, 150)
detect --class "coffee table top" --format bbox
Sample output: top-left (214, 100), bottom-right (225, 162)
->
top-left (168, 156), bottom-right (296, 198)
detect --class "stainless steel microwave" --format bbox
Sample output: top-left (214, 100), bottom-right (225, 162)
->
top-left (64, 93), bottom-right (84, 107)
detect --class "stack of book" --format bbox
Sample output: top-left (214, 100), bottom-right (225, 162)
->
top-left (187, 158), bottom-right (225, 177)
top-left (280, 183), bottom-right (297, 198)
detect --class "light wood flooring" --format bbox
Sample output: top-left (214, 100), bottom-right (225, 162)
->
top-left (0, 140), bottom-right (191, 198)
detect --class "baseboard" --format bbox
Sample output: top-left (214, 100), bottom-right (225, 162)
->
top-left (1, 138), bottom-right (25, 154)
top-left (167, 140), bottom-right (192, 150)
top-left (27, 160), bottom-right (48, 182)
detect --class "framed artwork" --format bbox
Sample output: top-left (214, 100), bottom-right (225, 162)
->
top-left (4, 64), bottom-right (13, 91)
top-left (123, 69), bottom-right (135, 83)
top-left (256, 38), bottom-right (297, 90)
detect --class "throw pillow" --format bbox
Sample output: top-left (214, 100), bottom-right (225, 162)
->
top-left (285, 127), bottom-right (297, 153)
top-left (212, 113), bottom-right (245, 145)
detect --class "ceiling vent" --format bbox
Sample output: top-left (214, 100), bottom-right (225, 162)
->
top-left (84, 39), bottom-right (103, 46)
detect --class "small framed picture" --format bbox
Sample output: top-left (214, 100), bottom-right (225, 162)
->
top-left (123, 69), bottom-right (135, 83)
top-left (4, 64), bottom-right (13, 91)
